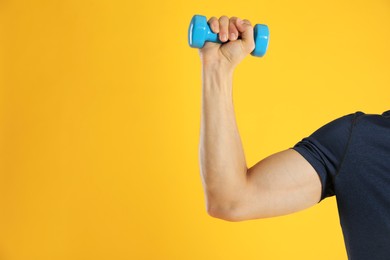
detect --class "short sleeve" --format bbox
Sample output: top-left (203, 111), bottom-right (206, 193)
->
top-left (291, 112), bottom-right (359, 202)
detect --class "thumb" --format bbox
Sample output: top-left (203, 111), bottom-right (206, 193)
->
top-left (235, 18), bottom-right (255, 52)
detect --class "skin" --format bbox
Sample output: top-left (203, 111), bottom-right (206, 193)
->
top-left (198, 16), bottom-right (322, 221)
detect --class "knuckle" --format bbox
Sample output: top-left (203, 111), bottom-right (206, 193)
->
top-left (243, 19), bottom-right (252, 26)
top-left (219, 15), bottom-right (229, 23)
top-left (218, 16), bottom-right (229, 34)
top-left (209, 20), bottom-right (219, 32)
top-left (229, 18), bottom-right (237, 27)
top-left (229, 20), bottom-right (237, 29)
top-left (208, 16), bottom-right (217, 23)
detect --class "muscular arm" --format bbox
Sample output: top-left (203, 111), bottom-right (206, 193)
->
top-left (199, 66), bottom-right (322, 222)
top-left (198, 15), bottom-right (322, 222)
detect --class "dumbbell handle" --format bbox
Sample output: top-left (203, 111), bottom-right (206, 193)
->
top-left (188, 15), bottom-right (269, 57)
top-left (204, 29), bottom-right (223, 44)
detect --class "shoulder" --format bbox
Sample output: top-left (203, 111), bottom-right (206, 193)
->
top-left (349, 110), bottom-right (390, 126)
top-left (308, 111), bottom-right (363, 141)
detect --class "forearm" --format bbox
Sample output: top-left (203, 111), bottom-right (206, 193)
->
top-left (199, 65), bottom-right (248, 215)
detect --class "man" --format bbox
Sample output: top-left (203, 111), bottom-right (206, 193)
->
top-left (198, 15), bottom-right (390, 260)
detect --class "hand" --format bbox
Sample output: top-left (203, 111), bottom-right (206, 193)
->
top-left (198, 16), bottom-right (255, 71)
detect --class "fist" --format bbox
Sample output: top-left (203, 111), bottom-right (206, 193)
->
top-left (198, 16), bottom-right (255, 71)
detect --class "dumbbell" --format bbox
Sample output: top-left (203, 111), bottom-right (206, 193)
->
top-left (188, 14), bottom-right (269, 57)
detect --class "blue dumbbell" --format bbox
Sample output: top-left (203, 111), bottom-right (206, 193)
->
top-left (188, 14), bottom-right (269, 57)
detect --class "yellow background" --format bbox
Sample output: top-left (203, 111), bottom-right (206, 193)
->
top-left (1, 0), bottom-right (389, 259)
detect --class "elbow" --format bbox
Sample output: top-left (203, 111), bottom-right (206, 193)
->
top-left (206, 201), bottom-right (246, 222)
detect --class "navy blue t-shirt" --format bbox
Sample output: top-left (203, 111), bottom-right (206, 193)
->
top-left (291, 110), bottom-right (390, 260)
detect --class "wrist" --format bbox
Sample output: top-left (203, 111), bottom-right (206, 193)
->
top-left (202, 62), bottom-right (234, 82)
top-left (201, 60), bottom-right (235, 76)
top-left (202, 66), bottom-right (233, 95)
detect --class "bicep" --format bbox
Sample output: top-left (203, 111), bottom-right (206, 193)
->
top-left (230, 148), bottom-right (322, 221)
